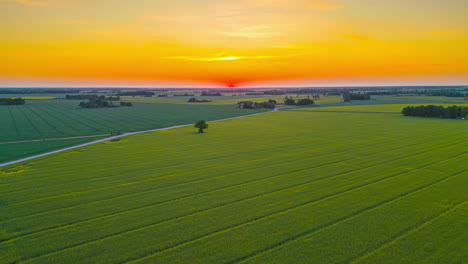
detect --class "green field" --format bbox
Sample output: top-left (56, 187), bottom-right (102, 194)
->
top-left (0, 94), bottom-right (340, 163)
top-left (121, 94), bottom-right (342, 105)
top-left (0, 137), bottom-right (105, 163)
top-left (0, 99), bottom-right (272, 163)
top-left (0, 99), bottom-right (269, 142)
top-left (0, 104), bottom-right (466, 263)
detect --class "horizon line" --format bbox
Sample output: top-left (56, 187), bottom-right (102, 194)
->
top-left (1, 85), bottom-right (468, 89)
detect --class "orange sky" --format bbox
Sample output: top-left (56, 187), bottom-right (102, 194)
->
top-left (1, 0), bottom-right (467, 87)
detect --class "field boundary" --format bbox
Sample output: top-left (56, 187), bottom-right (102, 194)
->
top-left (0, 109), bottom-right (277, 168)
top-left (0, 135), bottom-right (110, 145)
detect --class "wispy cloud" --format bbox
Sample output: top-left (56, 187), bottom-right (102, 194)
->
top-left (67, 20), bottom-right (97, 25)
top-left (161, 55), bottom-right (281, 61)
top-left (308, 0), bottom-right (344, 10)
top-left (222, 25), bottom-right (279, 38)
top-left (251, 0), bottom-right (344, 10)
top-left (429, 29), bottom-right (465, 38)
top-left (0, 0), bottom-right (51, 6)
top-left (339, 33), bottom-right (378, 42)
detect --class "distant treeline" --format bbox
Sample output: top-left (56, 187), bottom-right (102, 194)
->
top-left (284, 96), bottom-right (314, 106)
top-left (0, 89), bottom-right (80, 94)
top-left (238, 100), bottom-right (276, 109)
top-left (368, 90), bottom-right (467, 97)
top-left (429, 91), bottom-right (466, 97)
top-left (201, 91), bottom-right (222, 96)
top-left (0, 98), bottom-right (26, 105)
top-left (117, 91), bottom-right (155, 97)
top-left (65, 94), bottom-right (121, 101)
top-left (402, 105), bottom-right (467, 119)
top-left (264, 90), bottom-right (287, 95)
top-left (342, 93), bottom-right (371, 102)
top-left (120, 102), bottom-right (133, 107)
top-left (188, 98), bottom-right (212, 103)
top-left (79, 100), bottom-right (115, 108)
top-left (79, 99), bottom-right (133, 108)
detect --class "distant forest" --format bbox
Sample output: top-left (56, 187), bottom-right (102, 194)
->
top-left (79, 100), bottom-right (133, 108)
top-left (188, 98), bottom-right (212, 103)
top-left (402, 105), bottom-right (467, 119)
top-left (342, 93), bottom-right (371, 102)
top-left (238, 100), bottom-right (277, 109)
top-left (284, 96), bottom-right (314, 106)
top-left (65, 95), bottom-right (120, 101)
top-left (117, 91), bottom-right (155, 97)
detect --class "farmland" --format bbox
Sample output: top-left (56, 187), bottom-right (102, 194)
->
top-left (0, 104), bottom-right (466, 263)
top-left (0, 99), bottom-right (269, 142)
top-left (119, 94), bottom-right (342, 105)
top-left (0, 98), bottom-right (270, 162)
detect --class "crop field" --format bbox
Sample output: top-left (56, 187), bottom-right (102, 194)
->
top-left (0, 137), bottom-right (104, 163)
top-left (120, 94), bottom-right (342, 105)
top-left (0, 99), bottom-right (269, 143)
top-left (292, 103), bottom-right (468, 114)
top-left (388, 96), bottom-right (466, 104)
top-left (0, 104), bottom-right (466, 263)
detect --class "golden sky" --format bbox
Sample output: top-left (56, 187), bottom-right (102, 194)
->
top-left (1, 0), bottom-right (467, 87)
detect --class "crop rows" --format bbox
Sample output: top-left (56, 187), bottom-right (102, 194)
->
top-left (0, 100), bottom-right (268, 143)
top-left (0, 107), bottom-right (466, 263)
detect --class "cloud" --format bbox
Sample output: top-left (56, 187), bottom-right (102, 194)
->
top-left (221, 25), bottom-right (279, 38)
top-left (67, 20), bottom-right (97, 25)
top-left (0, 0), bottom-right (51, 6)
top-left (308, 0), bottom-right (344, 10)
top-left (161, 55), bottom-right (281, 61)
top-left (429, 29), bottom-right (465, 38)
top-left (339, 33), bottom-right (378, 42)
top-left (250, 0), bottom-right (343, 10)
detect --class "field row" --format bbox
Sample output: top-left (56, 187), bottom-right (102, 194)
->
top-left (0, 100), bottom-right (268, 142)
top-left (1, 108), bottom-right (467, 263)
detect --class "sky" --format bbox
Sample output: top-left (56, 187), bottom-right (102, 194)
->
top-left (1, 0), bottom-right (467, 88)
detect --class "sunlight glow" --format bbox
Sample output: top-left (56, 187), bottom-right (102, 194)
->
top-left (0, 0), bottom-right (467, 87)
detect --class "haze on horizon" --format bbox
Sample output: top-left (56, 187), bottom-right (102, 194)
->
top-left (1, 0), bottom-right (467, 88)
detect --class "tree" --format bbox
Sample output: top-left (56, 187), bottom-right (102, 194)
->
top-left (284, 96), bottom-right (296, 105)
top-left (195, 120), bottom-right (208, 133)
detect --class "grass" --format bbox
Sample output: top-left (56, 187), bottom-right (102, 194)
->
top-left (0, 98), bottom-right (270, 163)
top-left (0, 137), bottom-right (105, 164)
top-left (0, 99), bottom-right (270, 143)
top-left (0, 104), bottom-right (466, 263)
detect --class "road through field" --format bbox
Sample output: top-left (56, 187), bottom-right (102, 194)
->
top-left (0, 109), bottom-right (278, 168)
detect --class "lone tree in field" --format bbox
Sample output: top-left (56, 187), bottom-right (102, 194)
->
top-left (195, 120), bottom-right (208, 133)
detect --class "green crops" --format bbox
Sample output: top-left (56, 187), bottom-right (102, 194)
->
top-left (0, 105), bottom-right (466, 263)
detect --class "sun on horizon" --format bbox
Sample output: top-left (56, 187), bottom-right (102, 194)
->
top-left (1, 0), bottom-right (467, 88)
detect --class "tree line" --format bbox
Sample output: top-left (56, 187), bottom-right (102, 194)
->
top-left (239, 100), bottom-right (277, 109)
top-left (116, 91), bottom-right (155, 97)
top-left (0, 98), bottom-right (26, 105)
top-left (342, 93), bottom-right (371, 102)
top-left (284, 96), bottom-right (314, 106)
top-left (201, 91), bottom-right (222, 96)
top-left (120, 102), bottom-right (133, 106)
top-left (402, 105), bottom-right (467, 119)
top-left (188, 97), bottom-right (212, 103)
top-left (79, 99), bottom-right (133, 108)
top-left (429, 91), bottom-right (466, 97)
top-left (65, 94), bottom-right (121, 101)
